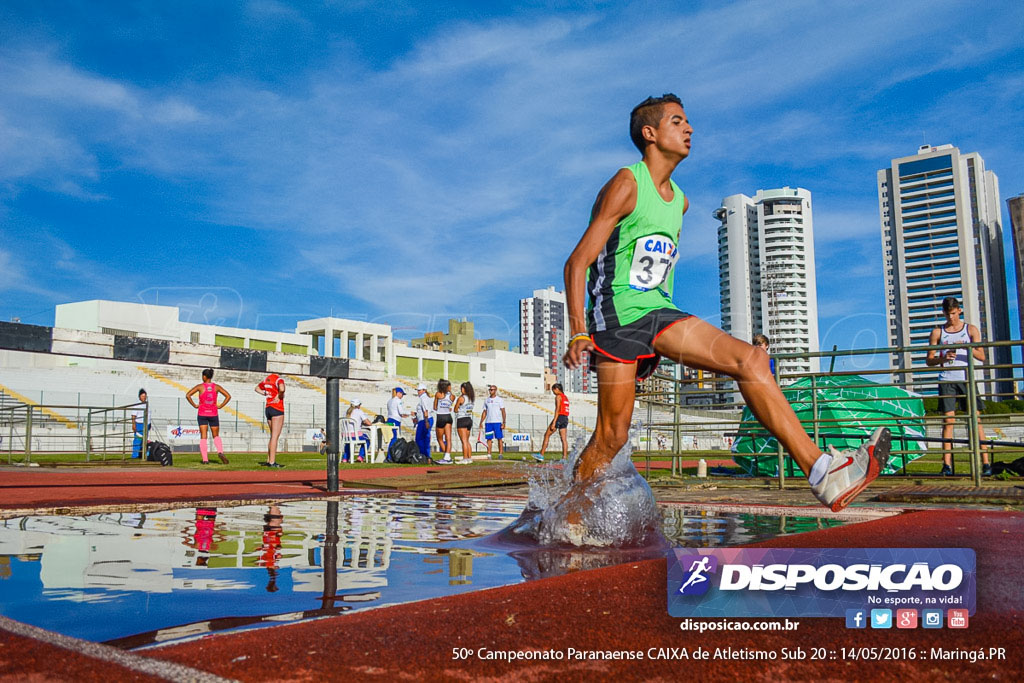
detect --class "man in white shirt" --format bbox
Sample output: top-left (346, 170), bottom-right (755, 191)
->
top-left (345, 399), bottom-right (372, 462)
top-left (385, 387), bottom-right (409, 452)
top-left (414, 384), bottom-right (433, 457)
top-left (480, 385), bottom-right (507, 459)
top-left (131, 388), bottom-right (151, 459)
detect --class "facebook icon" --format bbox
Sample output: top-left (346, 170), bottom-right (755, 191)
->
top-left (845, 609), bottom-right (867, 629)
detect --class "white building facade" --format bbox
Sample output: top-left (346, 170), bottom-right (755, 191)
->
top-left (49, 300), bottom-right (546, 393)
top-left (56, 301), bottom-right (313, 354)
top-left (878, 144), bottom-right (1011, 393)
top-left (715, 187), bottom-right (820, 375)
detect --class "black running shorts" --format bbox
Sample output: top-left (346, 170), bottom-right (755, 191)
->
top-left (590, 307), bottom-right (692, 380)
top-left (938, 381), bottom-right (983, 413)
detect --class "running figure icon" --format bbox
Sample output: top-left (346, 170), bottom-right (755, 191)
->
top-left (678, 556), bottom-right (712, 594)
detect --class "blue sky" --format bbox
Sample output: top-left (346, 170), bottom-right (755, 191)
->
top-left (1, 1), bottom-right (1023, 355)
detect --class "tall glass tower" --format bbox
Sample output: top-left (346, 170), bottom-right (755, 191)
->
top-left (715, 187), bottom-right (820, 376)
top-left (877, 144), bottom-right (1011, 395)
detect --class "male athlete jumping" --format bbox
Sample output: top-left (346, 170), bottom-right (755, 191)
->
top-left (562, 94), bottom-right (890, 511)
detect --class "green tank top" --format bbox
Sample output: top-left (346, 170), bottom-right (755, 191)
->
top-left (587, 161), bottom-right (685, 331)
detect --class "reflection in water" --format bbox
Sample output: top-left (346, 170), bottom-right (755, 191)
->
top-left (0, 494), bottom-right (853, 648)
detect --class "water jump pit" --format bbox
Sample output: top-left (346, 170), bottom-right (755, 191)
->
top-left (0, 492), bottom-right (882, 650)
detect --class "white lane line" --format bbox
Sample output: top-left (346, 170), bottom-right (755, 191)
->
top-left (0, 616), bottom-right (236, 683)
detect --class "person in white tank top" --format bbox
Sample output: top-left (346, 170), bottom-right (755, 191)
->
top-left (453, 382), bottom-right (476, 464)
top-left (433, 379), bottom-right (455, 462)
top-left (925, 297), bottom-right (991, 476)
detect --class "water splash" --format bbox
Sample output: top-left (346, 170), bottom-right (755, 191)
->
top-left (501, 422), bottom-right (665, 549)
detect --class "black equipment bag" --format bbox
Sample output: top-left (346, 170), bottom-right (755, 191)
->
top-left (146, 440), bottom-right (173, 467)
top-left (387, 437), bottom-right (408, 463)
top-left (405, 440), bottom-right (432, 465)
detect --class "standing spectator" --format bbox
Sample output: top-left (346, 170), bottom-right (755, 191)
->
top-left (130, 388), bottom-right (151, 459)
top-left (453, 382), bottom-right (475, 465)
top-left (185, 369), bottom-right (232, 465)
top-left (385, 387), bottom-right (408, 452)
top-left (752, 334), bottom-right (776, 377)
top-left (344, 399), bottom-right (372, 462)
top-left (480, 384), bottom-right (507, 459)
top-left (257, 373), bottom-right (286, 468)
top-left (434, 379), bottom-right (455, 464)
top-left (537, 383), bottom-right (570, 462)
top-left (926, 296), bottom-right (992, 476)
top-left (414, 383), bottom-right (433, 458)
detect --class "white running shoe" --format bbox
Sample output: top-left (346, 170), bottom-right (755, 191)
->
top-left (811, 427), bottom-right (891, 512)
top-left (440, 455), bottom-right (453, 464)
top-left (458, 457), bottom-right (472, 465)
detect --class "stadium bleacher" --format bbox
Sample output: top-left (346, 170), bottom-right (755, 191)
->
top-left (0, 354), bottom-right (635, 455)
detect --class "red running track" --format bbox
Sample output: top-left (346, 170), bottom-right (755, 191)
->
top-left (144, 509), bottom-right (1021, 681)
top-left (1, 468), bottom-right (1020, 680)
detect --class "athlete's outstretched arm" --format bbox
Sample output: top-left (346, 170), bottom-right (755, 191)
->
top-left (563, 168), bottom-right (637, 369)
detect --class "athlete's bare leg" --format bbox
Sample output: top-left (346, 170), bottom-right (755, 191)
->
top-left (575, 317), bottom-right (821, 483)
top-left (574, 358), bottom-right (638, 481)
top-left (267, 415), bottom-right (284, 465)
top-left (654, 317), bottom-right (820, 473)
top-left (538, 423), bottom-right (555, 455)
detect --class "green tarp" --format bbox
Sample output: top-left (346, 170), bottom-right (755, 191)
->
top-left (732, 374), bottom-right (926, 477)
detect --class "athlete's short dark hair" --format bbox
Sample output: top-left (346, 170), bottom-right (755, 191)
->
top-left (630, 93), bottom-right (683, 152)
top-left (552, 383), bottom-right (563, 392)
top-left (752, 334), bottom-right (770, 348)
top-left (942, 296), bottom-right (961, 313)
top-left (202, 368), bottom-right (214, 381)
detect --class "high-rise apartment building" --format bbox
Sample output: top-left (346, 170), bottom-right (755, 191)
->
top-left (878, 144), bottom-right (1011, 394)
top-left (1007, 194), bottom-right (1024, 348)
top-left (519, 286), bottom-right (592, 392)
top-left (715, 187), bottom-right (820, 375)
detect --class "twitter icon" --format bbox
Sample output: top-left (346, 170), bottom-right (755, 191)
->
top-left (870, 609), bottom-right (892, 629)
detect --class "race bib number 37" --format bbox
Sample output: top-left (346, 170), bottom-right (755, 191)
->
top-left (629, 237), bottom-right (678, 291)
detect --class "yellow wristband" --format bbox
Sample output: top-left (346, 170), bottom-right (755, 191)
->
top-left (569, 333), bottom-right (591, 345)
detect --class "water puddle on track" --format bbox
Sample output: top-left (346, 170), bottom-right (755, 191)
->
top-left (0, 489), bottom-right (847, 649)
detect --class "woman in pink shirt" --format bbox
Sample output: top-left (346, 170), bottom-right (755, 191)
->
top-left (185, 368), bottom-right (232, 465)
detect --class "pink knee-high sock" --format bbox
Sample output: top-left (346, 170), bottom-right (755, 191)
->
top-left (213, 436), bottom-right (224, 454)
top-left (199, 440), bottom-right (209, 461)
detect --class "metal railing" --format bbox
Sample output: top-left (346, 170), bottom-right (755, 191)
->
top-left (636, 339), bottom-right (1024, 487)
top-left (2, 402), bottom-right (147, 464)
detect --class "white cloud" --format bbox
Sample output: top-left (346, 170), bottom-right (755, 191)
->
top-left (1, 0), bottom-right (1021, 325)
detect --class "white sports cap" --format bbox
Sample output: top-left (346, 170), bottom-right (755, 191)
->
top-left (352, 399), bottom-right (362, 406)
top-left (417, 383), bottom-right (427, 391)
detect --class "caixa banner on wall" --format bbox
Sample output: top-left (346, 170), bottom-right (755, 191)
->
top-left (667, 548), bottom-right (975, 618)
top-left (166, 425), bottom-right (201, 441)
